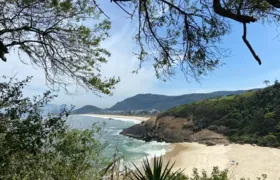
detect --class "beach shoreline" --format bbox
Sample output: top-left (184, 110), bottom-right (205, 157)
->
top-left (71, 114), bottom-right (280, 179)
top-left (72, 114), bottom-right (151, 122)
top-left (163, 142), bottom-right (280, 180)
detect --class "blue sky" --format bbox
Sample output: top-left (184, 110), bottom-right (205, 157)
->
top-left (1, 2), bottom-right (280, 109)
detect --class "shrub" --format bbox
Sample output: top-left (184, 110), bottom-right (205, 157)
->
top-left (259, 134), bottom-right (279, 147)
top-left (183, 123), bottom-right (194, 129)
top-left (0, 77), bottom-right (107, 179)
top-left (131, 156), bottom-right (184, 180)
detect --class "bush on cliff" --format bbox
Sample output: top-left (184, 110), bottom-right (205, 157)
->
top-left (162, 81), bottom-right (280, 147)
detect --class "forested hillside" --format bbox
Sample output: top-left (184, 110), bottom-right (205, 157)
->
top-left (71, 90), bottom-right (247, 114)
top-left (162, 81), bottom-right (280, 147)
top-left (109, 90), bottom-right (246, 111)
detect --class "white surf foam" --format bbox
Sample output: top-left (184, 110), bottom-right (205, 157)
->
top-left (125, 141), bottom-right (170, 169)
top-left (74, 114), bottom-right (142, 124)
top-left (146, 148), bottom-right (167, 159)
top-left (126, 140), bottom-right (169, 158)
top-left (145, 141), bottom-right (169, 159)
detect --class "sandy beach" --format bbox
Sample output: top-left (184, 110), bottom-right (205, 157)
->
top-left (163, 143), bottom-right (280, 180)
top-left (73, 114), bottom-right (280, 179)
top-left (75, 114), bottom-right (151, 122)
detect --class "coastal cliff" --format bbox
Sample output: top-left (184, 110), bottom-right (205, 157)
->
top-left (121, 82), bottom-right (280, 147)
top-left (121, 116), bottom-right (229, 145)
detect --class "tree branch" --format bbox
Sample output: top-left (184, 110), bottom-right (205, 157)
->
top-left (242, 23), bottom-right (261, 65)
top-left (142, 0), bottom-right (171, 63)
top-left (111, 0), bottom-right (133, 16)
top-left (213, 0), bottom-right (257, 23)
top-left (0, 26), bottom-right (30, 35)
top-left (266, 0), bottom-right (280, 8)
top-left (92, 0), bottom-right (110, 19)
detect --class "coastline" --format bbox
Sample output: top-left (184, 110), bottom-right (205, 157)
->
top-left (163, 143), bottom-right (280, 179)
top-left (72, 114), bottom-right (151, 122)
top-left (70, 114), bottom-right (280, 179)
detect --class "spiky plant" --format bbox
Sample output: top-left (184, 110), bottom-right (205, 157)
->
top-left (131, 156), bottom-right (184, 180)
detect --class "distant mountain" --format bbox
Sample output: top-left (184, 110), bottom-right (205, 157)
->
top-left (72, 105), bottom-right (102, 114)
top-left (108, 90), bottom-right (247, 111)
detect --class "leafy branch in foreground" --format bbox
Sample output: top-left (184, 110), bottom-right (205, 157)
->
top-left (110, 0), bottom-right (280, 80)
top-left (0, 0), bottom-right (119, 94)
top-left (0, 76), bottom-right (107, 179)
top-left (2, 0), bottom-right (279, 90)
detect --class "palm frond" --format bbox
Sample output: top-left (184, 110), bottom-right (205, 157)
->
top-left (130, 156), bottom-right (185, 180)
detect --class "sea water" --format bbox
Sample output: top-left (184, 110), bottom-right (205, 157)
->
top-left (67, 115), bottom-right (169, 166)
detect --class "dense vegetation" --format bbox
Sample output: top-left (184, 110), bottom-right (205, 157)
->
top-left (1, 76), bottom-right (270, 179)
top-left (0, 77), bottom-right (108, 179)
top-left (162, 81), bottom-right (280, 147)
top-left (1, 0), bottom-right (279, 179)
top-left (108, 91), bottom-right (246, 111)
top-left (2, 0), bottom-right (280, 89)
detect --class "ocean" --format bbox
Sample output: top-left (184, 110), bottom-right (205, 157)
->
top-left (67, 115), bottom-right (170, 166)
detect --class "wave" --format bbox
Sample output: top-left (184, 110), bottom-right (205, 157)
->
top-left (145, 148), bottom-right (167, 159)
top-left (112, 129), bottom-right (122, 136)
top-left (69, 114), bottom-right (170, 168)
top-left (144, 141), bottom-right (169, 159)
top-left (75, 114), bottom-right (142, 124)
top-left (123, 141), bottom-right (170, 168)
top-left (125, 140), bottom-right (169, 158)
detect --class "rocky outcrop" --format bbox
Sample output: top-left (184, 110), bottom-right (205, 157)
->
top-left (120, 116), bottom-right (229, 145)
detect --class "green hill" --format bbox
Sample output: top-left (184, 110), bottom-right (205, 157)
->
top-left (72, 105), bottom-right (102, 114)
top-left (109, 90), bottom-right (246, 111)
top-left (160, 81), bottom-right (280, 147)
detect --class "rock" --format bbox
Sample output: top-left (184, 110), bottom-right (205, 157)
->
top-left (205, 141), bottom-right (216, 146)
top-left (121, 116), bottom-right (229, 146)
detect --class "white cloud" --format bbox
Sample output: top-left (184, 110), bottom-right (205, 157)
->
top-left (67, 21), bottom-right (161, 108)
top-left (0, 20), bottom-right (161, 109)
top-left (1, 16), bottom-right (272, 109)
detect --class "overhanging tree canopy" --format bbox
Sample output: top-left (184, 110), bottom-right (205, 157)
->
top-left (0, 0), bottom-right (119, 94)
top-left (109, 0), bottom-right (280, 80)
top-left (1, 0), bottom-right (279, 93)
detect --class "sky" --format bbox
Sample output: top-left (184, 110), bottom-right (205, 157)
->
top-left (1, 2), bottom-right (280, 109)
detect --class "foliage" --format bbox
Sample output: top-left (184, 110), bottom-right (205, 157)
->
top-left (2, 0), bottom-right (280, 88)
top-left (108, 0), bottom-right (280, 80)
top-left (162, 81), bottom-right (280, 147)
top-left (0, 76), bottom-right (107, 179)
top-left (131, 156), bottom-right (184, 180)
top-left (185, 167), bottom-right (268, 180)
top-left (185, 167), bottom-right (228, 180)
top-left (129, 159), bottom-right (268, 180)
top-left (0, 76), bottom-right (274, 180)
top-left (0, 0), bottom-right (119, 94)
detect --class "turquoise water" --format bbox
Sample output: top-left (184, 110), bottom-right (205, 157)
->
top-left (67, 115), bottom-right (169, 166)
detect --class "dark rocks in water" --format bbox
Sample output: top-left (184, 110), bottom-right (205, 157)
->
top-left (121, 116), bottom-right (229, 145)
top-left (120, 117), bottom-right (155, 141)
